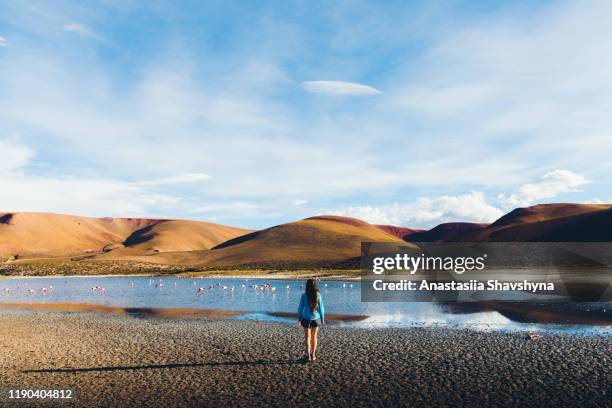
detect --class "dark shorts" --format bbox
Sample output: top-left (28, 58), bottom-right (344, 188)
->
top-left (300, 318), bottom-right (321, 329)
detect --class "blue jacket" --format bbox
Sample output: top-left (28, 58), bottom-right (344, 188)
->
top-left (298, 292), bottom-right (325, 322)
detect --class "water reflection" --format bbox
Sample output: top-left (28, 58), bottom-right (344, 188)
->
top-left (0, 276), bottom-right (609, 334)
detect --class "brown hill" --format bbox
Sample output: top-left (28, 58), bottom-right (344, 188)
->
top-left (465, 204), bottom-right (612, 242)
top-left (375, 225), bottom-right (424, 240)
top-left (0, 212), bottom-right (249, 259)
top-left (489, 204), bottom-right (610, 228)
top-left (405, 222), bottom-right (489, 242)
top-left (4, 205), bottom-right (610, 271)
top-left (196, 215), bottom-right (412, 269)
top-left (122, 220), bottom-right (252, 253)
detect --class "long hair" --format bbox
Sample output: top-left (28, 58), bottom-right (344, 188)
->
top-left (305, 279), bottom-right (319, 313)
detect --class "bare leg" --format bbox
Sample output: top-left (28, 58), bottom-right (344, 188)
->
top-left (303, 327), bottom-right (311, 360)
top-left (310, 326), bottom-right (319, 360)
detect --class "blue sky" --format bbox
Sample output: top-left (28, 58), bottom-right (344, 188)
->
top-left (0, 0), bottom-right (611, 229)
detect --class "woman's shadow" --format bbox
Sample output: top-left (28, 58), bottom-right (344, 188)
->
top-left (23, 358), bottom-right (308, 374)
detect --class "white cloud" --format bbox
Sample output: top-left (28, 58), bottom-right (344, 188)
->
top-left (332, 192), bottom-right (503, 228)
top-left (333, 170), bottom-right (594, 228)
top-left (498, 169), bottom-right (590, 209)
top-left (63, 23), bottom-right (96, 38)
top-left (301, 80), bottom-right (381, 95)
top-left (136, 173), bottom-right (210, 187)
top-left (0, 36), bottom-right (8, 47)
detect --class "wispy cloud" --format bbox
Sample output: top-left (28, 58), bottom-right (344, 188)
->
top-left (0, 174), bottom-right (179, 217)
top-left (301, 80), bottom-right (381, 95)
top-left (0, 1), bottom-right (609, 227)
top-left (63, 23), bottom-right (96, 38)
top-left (0, 36), bottom-right (8, 47)
top-left (0, 137), bottom-right (183, 217)
top-left (136, 173), bottom-right (211, 187)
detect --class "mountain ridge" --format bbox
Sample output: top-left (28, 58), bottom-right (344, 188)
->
top-left (2, 204), bottom-right (611, 271)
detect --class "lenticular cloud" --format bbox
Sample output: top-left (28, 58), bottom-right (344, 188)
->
top-left (301, 80), bottom-right (382, 95)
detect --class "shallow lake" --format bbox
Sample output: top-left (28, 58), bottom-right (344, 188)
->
top-left (0, 276), bottom-right (610, 335)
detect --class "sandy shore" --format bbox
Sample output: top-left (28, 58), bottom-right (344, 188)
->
top-left (0, 312), bottom-right (609, 407)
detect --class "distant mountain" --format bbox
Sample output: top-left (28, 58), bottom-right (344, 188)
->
top-left (2, 204), bottom-right (611, 272)
top-left (0, 212), bottom-right (249, 259)
top-left (465, 204), bottom-right (612, 242)
top-left (488, 204), bottom-right (609, 228)
top-left (405, 222), bottom-right (489, 242)
top-left (196, 215), bottom-right (411, 269)
top-left (398, 204), bottom-right (612, 243)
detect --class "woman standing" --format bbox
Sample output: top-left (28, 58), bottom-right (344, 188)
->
top-left (297, 279), bottom-right (325, 361)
